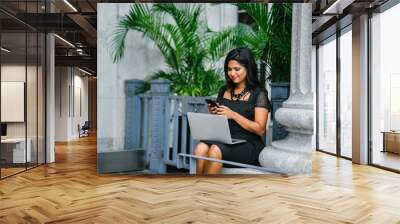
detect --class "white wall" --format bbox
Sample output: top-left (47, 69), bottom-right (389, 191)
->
top-left (55, 67), bottom-right (68, 141)
top-left (97, 3), bottom-right (238, 153)
top-left (205, 4), bottom-right (238, 31)
top-left (55, 67), bottom-right (89, 141)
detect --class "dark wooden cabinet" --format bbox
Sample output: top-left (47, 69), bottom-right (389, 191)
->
top-left (382, 131), bottom-right (400, 154)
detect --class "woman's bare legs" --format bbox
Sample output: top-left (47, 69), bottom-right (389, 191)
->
top-left (204, 145), bottom-right (223, 174)
top-left (194, 142), bottom-right (210, 174)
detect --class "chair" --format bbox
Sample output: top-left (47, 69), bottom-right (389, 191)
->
top-left (78, 121), bottom-right (90, 138)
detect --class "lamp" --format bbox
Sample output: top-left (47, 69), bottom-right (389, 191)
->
top-left (78, 67), bottom-right (93, 76)
top-left (54, 34), bottom-right (75, 48)
top-left (322, 0), bottom-right (354, 15)
top-left (1, 47), bottom-right (11, 53)
top-left (63, 0), bottom-right (78, 12)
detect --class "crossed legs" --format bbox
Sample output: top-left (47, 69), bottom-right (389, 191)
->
top-left (193, 142), bottom-right (223, 174)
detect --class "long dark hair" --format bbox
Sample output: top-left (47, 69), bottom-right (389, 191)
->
top-left (223, 47), bottom-right (261, 91)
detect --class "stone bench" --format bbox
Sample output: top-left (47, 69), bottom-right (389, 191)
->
top-left (178, 153), bottom-right (288, 175)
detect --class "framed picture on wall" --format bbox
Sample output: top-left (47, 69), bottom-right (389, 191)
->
top-left (1, 81), bottom-right (25, 122)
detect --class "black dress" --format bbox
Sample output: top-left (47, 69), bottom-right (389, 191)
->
top-left (202, 87), bottom-right (272, 166)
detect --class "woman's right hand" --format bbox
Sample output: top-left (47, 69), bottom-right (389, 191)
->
top-left (208, 105), bottom-right (218, 114)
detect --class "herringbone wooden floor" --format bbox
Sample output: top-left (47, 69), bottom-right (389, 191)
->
top-left (1, 135), bottom-right (400, 224)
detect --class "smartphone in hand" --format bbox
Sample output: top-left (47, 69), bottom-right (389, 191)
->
top-left (205, 99), bottom-right (219, 108)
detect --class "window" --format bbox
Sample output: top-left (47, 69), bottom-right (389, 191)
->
top-left (0, 1), bottom-right (47, 179)
top-left (339, 28), bottom-right (352, 158)
top-left (316, 22), bottom-right (353, 159)
top-left (318, 35), bottom-right (337, 155)
top-left (370, 3), bottom-right (400, 171)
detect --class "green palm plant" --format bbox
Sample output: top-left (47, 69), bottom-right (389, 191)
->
top-left (235, 3), bottom-right (292, 83)
top-left (112, 3), bottom-right (244, 96)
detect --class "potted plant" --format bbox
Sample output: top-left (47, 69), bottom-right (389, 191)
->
top-left (112, 3), bottom-right (243, 97)
top-left (235, 3), bottom-right (292, 140)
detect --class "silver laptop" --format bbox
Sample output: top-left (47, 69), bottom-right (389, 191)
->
top-left (187, 112), bottom-right (246, 144)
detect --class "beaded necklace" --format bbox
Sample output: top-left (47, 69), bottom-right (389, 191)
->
top-left (230, 87), bottom-right (249, 101)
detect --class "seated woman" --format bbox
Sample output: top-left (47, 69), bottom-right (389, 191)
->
top-left (194, 47), bottom-right (271, 174)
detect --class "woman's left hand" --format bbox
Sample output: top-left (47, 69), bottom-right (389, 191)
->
top-left (215, 105), bottom-right (236, 119)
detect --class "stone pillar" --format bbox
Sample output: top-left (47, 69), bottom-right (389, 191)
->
top-left (46, 0), bottom-right (55, 163)
top-left (149, 79), bottom-right (170, 173)
top-left (259, 3), bottom-right (314, 173)
top-left (124, 79), bottom-right (145, 149)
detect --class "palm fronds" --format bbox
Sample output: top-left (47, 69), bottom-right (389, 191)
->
top-left (235, 3), bottom-right (292, 83)
top-left (206, 24), bottom-right (248, 61)
top-left (111, 3), bottom-right (242, 96)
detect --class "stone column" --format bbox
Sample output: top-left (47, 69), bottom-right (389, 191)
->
top-left (149, 79), bottom-right (170, 173)
top-left (46, 0), bottom-right (55, 163)
top-left (259, 3), bottom-right (314, 173)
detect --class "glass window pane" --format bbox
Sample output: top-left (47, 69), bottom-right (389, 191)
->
top-left (27, 31), bottom-right (38, 169)
top-left (38, 32), bottom-right (46, 165)
top-left (1, 30), bottom-right (28, 177)
top-left (340, 29), bottom-right (352, 158)
top-left (318, 36), bottom-right (337, 154)
top-left (1, 1), bottom-right (46, 179)
top-left (371, 4), bottom-right (400, 171)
